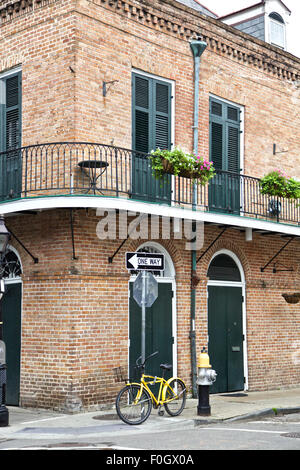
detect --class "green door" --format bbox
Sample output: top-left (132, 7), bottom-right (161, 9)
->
top-left (2, 283), bottom-right (22, 406)
top-left (129, 282), bottom-right (173, 381)
top-left (208, 98), bottom-right (241, 214)
top-left (132, 73), bottom-right (171, 204)
top-left (208, 286), bottom-right (244, 394)
top-left (0, 72), bottom-right (22, 200)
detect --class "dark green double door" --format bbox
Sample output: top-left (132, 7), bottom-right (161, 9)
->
top-left (208, 286), bottom-right (244, 394)
top-left (129, 282), bottom-right (173, 381)
top-left (2, 283), bottom-right (22, 406)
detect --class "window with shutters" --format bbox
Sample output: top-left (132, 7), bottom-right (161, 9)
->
top-left (0, 70), bottom-right (22, 199)
top-left (132, 72), bottom-right (172, 203)
top-left (209, 97), bottom-right (241, 173)
top-left (132, 72), bottom-right (172, 154)
top-left (0, 71), bottom-right (22, 152)
top-left (209, 97), bottom-right (242, 214)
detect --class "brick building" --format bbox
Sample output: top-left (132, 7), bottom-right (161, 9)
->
top-left (0, 0), bottom-right (299, 411)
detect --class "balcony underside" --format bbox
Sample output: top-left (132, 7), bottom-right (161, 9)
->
top-left (2, 194), bottom-right (300, 239)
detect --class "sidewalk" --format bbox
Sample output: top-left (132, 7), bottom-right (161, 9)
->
top-left (1, 387), bottom-right (300, 437)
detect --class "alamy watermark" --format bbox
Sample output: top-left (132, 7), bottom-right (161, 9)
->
top-left (96, 209), bottom-right (204, 250)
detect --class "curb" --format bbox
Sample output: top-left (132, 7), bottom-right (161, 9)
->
top-left (192, 406), bottom-right (300, 425)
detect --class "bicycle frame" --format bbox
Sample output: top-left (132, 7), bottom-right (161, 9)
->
top-left (129, 374), bottom-right (182, 407)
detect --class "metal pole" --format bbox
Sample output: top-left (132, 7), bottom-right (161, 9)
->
top-left (141, 270), bottom-right (146, 364)
top-left (190, 39), bottom-right (207, 398)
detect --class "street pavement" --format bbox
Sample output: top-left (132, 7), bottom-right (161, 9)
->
top-left (0, 387), bottom-right (299, 445)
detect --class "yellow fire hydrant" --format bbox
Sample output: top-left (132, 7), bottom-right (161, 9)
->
top-left (196, 347), bottom-right (217, 416)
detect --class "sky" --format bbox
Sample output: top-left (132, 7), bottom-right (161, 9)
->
top-left (202, 0), bottom-right (300, 58)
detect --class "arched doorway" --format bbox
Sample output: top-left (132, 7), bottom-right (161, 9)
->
top-left (1, 247), bottom-right (22, 405)
top-left (129, 242), bottom-right (176, 380)
top-left (207, 250), bottom-right (247, 394)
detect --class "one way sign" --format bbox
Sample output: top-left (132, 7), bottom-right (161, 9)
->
top-left (126, 252), bottom-right (165, 271)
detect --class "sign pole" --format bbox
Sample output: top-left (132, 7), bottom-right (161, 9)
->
top-left (126, 252), bottom-right (163, 367)
top-left (141, 270), bottom-right (146, 364)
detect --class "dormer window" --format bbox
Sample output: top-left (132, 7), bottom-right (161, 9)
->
top-left (269, 12), bottom-right (285, 49)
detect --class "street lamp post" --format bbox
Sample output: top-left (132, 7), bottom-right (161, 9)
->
top-left (0, 215), bottom-right (11, 427)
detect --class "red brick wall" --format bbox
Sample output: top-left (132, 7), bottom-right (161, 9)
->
top-left (7, 210), bottom-right (300, 410)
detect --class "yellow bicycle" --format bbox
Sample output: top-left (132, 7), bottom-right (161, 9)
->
top-left (115, 351), bottom-right (187, 425)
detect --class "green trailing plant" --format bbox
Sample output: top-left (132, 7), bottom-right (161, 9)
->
top-left (149, 147), bottom-right (215, 185)
top-left (259, 169), bottom-right (300, 200)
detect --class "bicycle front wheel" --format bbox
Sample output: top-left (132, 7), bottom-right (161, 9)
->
top-left (163, 378), bottom-right (186, 416)
top-left (116, 384), bottom-right (152, 425)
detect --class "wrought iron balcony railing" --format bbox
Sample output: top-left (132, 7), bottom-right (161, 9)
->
top-left (0, 142), bottom-right (299, 225)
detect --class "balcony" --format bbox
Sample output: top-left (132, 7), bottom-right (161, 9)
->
top-left (0, 142), bottom-right (299, 231)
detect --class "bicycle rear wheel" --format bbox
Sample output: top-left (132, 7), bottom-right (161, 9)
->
top-left (163, 378), bottom-right (186, 416)
top-left (116, 384), bottom-right (152, 425)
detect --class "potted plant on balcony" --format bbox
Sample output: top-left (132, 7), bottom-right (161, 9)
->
top-left (259, 169), bottom-right (300, 199)
top-left (259, 169), bottom-right (300, 217)
top-left (150, 147), bottom-right (215, 185)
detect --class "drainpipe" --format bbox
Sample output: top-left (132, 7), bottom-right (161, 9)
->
top-left (190, 39), bottom-right (207, 397)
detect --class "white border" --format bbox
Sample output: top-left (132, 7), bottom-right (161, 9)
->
top-left (207, 249), bottom-right (248, 391)
top-left (0, 66), bottom-right (22, 80)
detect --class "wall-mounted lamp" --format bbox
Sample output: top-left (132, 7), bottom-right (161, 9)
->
top-left (103, 80), bottom-right (119, 97)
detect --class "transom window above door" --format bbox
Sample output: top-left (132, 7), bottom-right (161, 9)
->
top-left (0, 249), bottom-right (22, 279)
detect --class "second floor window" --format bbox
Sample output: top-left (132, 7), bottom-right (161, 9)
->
top-left (132, 72), bottom-right (172, 154)
top-left (0, 69), bottom-right (22, 199)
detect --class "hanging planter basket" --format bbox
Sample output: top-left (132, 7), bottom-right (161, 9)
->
top-left (150, 148), bottom-right (215, 185)
top-left (282, 293), bottom-right (300, 304)
top-left (161, 157), bottom-right (205, 180)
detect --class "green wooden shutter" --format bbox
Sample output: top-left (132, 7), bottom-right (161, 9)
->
top-left (210, 121), bottom-right (223, 170)
top-left (209, 98), bottom-right (240, 171)
top-left (132, 73), bottom-right (171, 203)
top-left (209, 97), bottom-right (241, 214)
top-left (133, 75), bottom-right (150, 153)
top-left (5, 74), bottom-right (21, 151)
top-left (0, 72), bottom-right (22, 199)
top-left (154, 81), bottom-right (171, 150)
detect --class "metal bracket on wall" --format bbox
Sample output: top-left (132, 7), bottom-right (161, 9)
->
top-left (260, 236), bottom-right (295, 272)
top-left (272, 263), bottom-right (294, 274)
top-left (6, 226), bottom-right (39, 264)
top-left (196, 227), bottom-right (227, 264)
top-left (273, 144), bottom-right (288, 155)
top-left (108, 213), bottom-right (148, 264)
top-left (108, 234), bottom-right (130, 264)
top-left (103, 80), bottom-right (119, 97)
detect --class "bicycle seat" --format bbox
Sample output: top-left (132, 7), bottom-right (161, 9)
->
top-left (160, 363), bottom-right (172, 371)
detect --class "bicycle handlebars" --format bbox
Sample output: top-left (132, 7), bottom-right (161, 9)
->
top-left (136, 351), bottom-right (159, 367)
